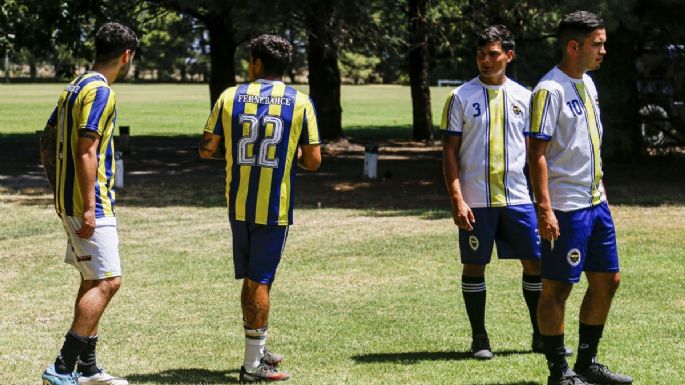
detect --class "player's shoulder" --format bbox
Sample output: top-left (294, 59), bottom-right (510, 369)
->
top-left (505, 78), bottom-right (532, 98)
top-left (533, 68), bottom-right (565, 95)
top-left (452, 77), bottom-right (481, 98)
top-left (582, 73), bottom-right (599, 93)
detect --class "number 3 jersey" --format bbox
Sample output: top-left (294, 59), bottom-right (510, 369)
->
top-left (440, 77), bottom-right (533, 208)
top-left (204, 79), bottom-right (321, 226)
top-left (526, 67), bottom-right (606, 211)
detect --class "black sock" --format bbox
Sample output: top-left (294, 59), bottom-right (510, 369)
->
top-left (575, 323), bottom-right (604, 369)
top-left (54, 331), bottom-right (89, 374)
top-left (543, 334), bottom-right (569, 378)
top-left (522, 273), bottom-right (542, 335)
top-left (77, 335), bottom-right (99, 376)
top-left (461, 275), bottom-right (487, 336)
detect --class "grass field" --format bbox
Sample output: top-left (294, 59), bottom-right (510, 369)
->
top-left (1, 83), bottom-right (684, 385)
top-left (0, 83), bottom-right (452, 136)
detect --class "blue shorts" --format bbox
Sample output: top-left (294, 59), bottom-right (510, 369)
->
top-left (541, 201), bottom-right (619, 283)
top-left (230, 220), bottom-right (289, 284)
top-left (458, 204), bottom-right (541, 264)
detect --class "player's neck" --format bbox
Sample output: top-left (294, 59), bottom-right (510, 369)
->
top-left (479, 75), bottom-right (506, 86)
top-left (91, 63), bottom-right (117, 84)
top-left (557, 59), bottom-right (585, 80)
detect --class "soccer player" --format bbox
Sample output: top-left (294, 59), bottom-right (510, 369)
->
top-left (528, 11), bottom-right (633, 385)
top-left (441, 25), bottom-right (570, 359)
top-left (198, 34), bottom-right (321, 382)
top-left (39, 22), bottom-right (138, 385)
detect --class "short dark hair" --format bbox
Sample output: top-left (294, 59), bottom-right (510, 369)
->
top-left (249, 34), bottom-right (293, 76)
top-left (95, 22), bottom-right (139, 63)
top-left (477, 25), bottom-right (515, 51)
top-left (557, 11), bottom-right (604, 50)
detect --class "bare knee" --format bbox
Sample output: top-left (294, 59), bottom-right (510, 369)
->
top-left (462, 264), bottom-right (486, 277)
top-left (587, 272), bottom-right (621, 299)
top-left (95, 277), bottom-right (121, 299)
top-left (540, 280), bottom-right (573, 305)
top-left (520, 259), bottom-right (541, 276)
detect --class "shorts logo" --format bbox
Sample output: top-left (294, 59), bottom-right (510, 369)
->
top-left (469, 235), bottom-right (479, 251)
top-left (76, 255), bottom-right (92, 262)
top-left (566, 248), bottom-right (581, 267)
top-left (512, 104), bottom-right (523, 116)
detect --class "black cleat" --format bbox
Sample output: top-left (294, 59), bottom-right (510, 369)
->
top-left (532, 334), bottom-right (575, 356)
top-left (547, 369), bottom-right (592, 385)
top-left (574, 360), bottom-right (633, 384)
top-left (470, 333), bottom-right (494, 360)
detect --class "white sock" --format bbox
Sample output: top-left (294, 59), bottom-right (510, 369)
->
top-left (243, 327), bottom-right (267, 372)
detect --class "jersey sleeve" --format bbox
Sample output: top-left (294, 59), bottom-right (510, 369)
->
top-left (204, 97), bottom-right (225, 136)
top-left (79, 86), bottom-right (115, 135)
top-left (527, 88), bottom-right (558, 141)
top-left (440, 92), bottom-right (463, 136)
top-left (299, 96), bottom-right (321, 145)
top-left (47, 106), bottom-right (57, 126)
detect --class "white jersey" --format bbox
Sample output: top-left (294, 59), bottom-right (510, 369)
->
top-left (527, 66), bottom-right (606, 211)
top-left (441, 76), bottom-right (533, 208)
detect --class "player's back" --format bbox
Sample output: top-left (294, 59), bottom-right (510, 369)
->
top-left (49, 71), bottom-right (117, 218)
top-left (206, 79), bottom-right (320, 225)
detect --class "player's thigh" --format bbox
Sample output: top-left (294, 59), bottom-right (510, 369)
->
top-left (247, 223), bottom-right (289, 284)
top-left (459, 207), bottom-right (497, 264)
top-left (230, 219), bottom-right (250, 279)
top-left (584, 202), bottom-right (620, 273)
top-left (61, 215), bottom-right (121, 280)
top-left (540, 207), bottom-right (592, 283)
top-left (494, 204), bottom-right (541, 260)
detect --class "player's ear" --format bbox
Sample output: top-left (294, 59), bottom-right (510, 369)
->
top-left (567, 40), bottom-right (580, 56)
top-left (506, 50), bottom-right (515, 63)
top-left (121, 49), bottom-right (134, 64)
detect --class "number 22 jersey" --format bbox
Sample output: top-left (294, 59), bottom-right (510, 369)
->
top-left (204, 79), bottom-right (321, 226)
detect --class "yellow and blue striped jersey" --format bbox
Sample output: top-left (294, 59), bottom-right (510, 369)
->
top-left (440, 77), bottom-right (533, 208)
top-left (204, 79), bottom-right (321, 225)
top-left (47, 71), bottom-right (117, 218)
top-left (527, 67), bottom-right (605, 211)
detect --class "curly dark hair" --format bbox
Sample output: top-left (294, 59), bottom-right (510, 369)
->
top-left (477, 25), bottom-right (515, 52)
top-left (249, 34), bottom-right (293, 77)
top-left (95, 22), bottom-right (139, 63)
top-left (557, 11), bottom-right (604, 50)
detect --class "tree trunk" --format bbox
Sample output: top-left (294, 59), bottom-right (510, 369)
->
top-left (408, 0), bottom-right (433, 141)
top-left (206, 13), bottom-right (237, 107)
top-left (306, 6), bottom-right (343, 139)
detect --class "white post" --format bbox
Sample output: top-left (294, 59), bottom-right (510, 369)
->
top-left (114, 151), bottom-right (124, 189)
top-left (363, 144), bottom-right (378, 179)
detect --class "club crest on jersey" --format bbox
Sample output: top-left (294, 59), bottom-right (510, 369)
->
top-left (469, 235), bottom-right (479, 251)
top-left (512, 104), bottom-right (523, 116)
top-left (566, 248), bottom-right (581, 267)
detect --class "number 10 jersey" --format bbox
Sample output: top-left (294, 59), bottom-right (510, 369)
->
top-left (204, 79), bottom-right (321, 225)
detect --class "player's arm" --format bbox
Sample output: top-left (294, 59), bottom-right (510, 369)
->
top-left (442, 135), bottom-right (474, 231)
top-left (297, 144), bottom-right (321, 171)
top-left (75, 129), bottom-right (101, 239)
top-left (528, 138), bottom-right (559, 241)
top-left (40, 121), bottom-right (57, 194)
top-left (198, 131), bottom-right (224, 160)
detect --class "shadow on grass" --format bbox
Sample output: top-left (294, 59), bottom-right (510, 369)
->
top-left (465, 382), bottom-right (540, 385)
top-left (126, 368), bottom-right (240, 384)
top-left (3, 133), bottom-right (685, 211)
top-left (351, 349), bottom-right (531, 364)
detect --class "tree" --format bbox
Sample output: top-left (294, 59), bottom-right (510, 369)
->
top-left (408, 0), bottom-right (432, 141)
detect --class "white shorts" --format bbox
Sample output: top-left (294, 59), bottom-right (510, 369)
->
top-left (61, 215), bottom-right (121, 280)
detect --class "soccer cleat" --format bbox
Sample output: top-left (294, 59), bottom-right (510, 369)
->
top-left (532, 334), bottom-right (575, 357)
top-left (239, 361), bottom-right (291, 383)
top-left (42, 365), bottom-right (78, 385)
top-left (262, 348), bottom-right (284, 367)
top-left (470, 333), bottom-right (494, 360)
top-left (546, 369), bottom-right (592, 385)
top-left (77, 368), bottom-right (128, 385)
top-left (574, 360), bottom-right (633, 384)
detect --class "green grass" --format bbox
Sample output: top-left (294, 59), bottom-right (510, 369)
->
top-left (1, 193), bottom-right (684, 384)
top-left (0, 83), bottom-right (451, 137)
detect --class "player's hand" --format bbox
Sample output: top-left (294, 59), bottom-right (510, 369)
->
top-left (76, 209), bottom-right (96, 239)
top-left (453, 200), bottom-right (475, 231)
top-left (537, 206), bottom-right (559, 241)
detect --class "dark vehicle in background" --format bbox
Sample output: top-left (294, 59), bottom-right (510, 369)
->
top-left (636, 44), bottom-right (685, 147)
